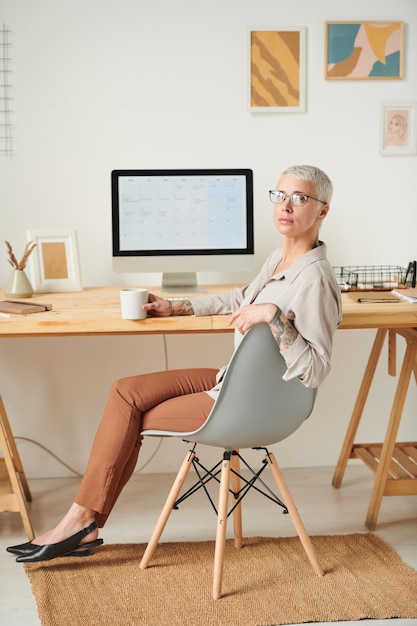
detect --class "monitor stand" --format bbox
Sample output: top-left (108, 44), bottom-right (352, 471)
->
top-left (161, 272), bottom-right (206, 294)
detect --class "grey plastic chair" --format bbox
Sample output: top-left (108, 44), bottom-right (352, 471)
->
top-left (140, 322), bottom-right (324, 599)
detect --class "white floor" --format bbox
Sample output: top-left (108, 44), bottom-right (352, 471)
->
top-left (0, 463), bottom-right (416, 626)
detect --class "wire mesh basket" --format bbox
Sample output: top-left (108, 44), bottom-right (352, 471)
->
top-left (333, 265), bottom-right (408, 291)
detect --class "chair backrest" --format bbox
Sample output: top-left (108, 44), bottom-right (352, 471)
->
top-left (140, 322), bottom-right (315, 449)
top-left (185, 322), bottom-right (316, 449)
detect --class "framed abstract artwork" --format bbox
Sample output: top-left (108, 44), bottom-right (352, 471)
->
top-left (379, 102), bottom-right (416, 156)
top-left (325, 21), bottom-right (404, 80)
top-left (249, 27), bottom-right (306, 112)
top-left (26, 228), bottom-right (83, 292)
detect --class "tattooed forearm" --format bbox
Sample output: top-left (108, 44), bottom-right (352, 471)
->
top-left (269, 307), bottom-right (298, 350)
top-left (172, 299), bottom-right (195, 316)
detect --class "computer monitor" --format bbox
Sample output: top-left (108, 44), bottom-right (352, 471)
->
top-left (111, 168), bottom-right (254, 292)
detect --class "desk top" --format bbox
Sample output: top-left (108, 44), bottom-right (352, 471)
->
top-left (0, 286), bottom-right (416, 338)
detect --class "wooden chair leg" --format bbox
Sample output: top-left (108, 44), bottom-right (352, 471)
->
top-left (230, 452), bottom-right (242, 549)
top-left (212, 451), bottom-right (232, 600)
top-left (0, 395), bottom-right (34, 540)
top-left (140, 448), bottom-right (195, 569)
top-left (266, 451), bottom-right (324, 577)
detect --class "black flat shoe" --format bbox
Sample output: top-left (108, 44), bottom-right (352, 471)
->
top-left (65, 539), bottom-right (104, 557)
top-left (7, 541), bottom-right (35, 556)
top-left (7, 538), bottom-right (103, 557)
top-left (15, 521), bottom-right (101, 563)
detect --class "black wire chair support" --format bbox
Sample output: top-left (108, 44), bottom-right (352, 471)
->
top-left (172, 442), bottom-right (288, 518)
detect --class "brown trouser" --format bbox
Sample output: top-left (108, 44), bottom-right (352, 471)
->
top-left (75, 368), bottom-right (218, 526)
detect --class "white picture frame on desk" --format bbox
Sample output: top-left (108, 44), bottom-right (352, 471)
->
top-left (26, 228), bottom-right (83, 292)
top-left (379, 102), bottom-right (417, 156)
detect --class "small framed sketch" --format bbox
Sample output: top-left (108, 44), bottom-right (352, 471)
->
top-left (379, 102), bottom-right (417, 156)
top-left (26, 228), bottom-right (83, 292)
top-left (325, 21), bottom-right (404, 80)
top-left (249, 27), bottom-right (306, 112)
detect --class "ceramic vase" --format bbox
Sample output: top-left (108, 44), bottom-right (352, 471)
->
top-left (4, 269), bottom-right (34, 298)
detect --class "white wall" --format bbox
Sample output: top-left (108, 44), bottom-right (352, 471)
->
top-left (1, 0), bottom-right (416, 478)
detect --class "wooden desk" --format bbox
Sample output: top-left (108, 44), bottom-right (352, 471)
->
top-left (1, 286), bottom-right (417, 531)
top-left (0, 286), bottom-right (229, 338)
top-left (1, 286), bottom-right (417, 337)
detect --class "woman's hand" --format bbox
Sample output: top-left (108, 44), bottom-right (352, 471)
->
top-left (143, 294), bottom-right (195, 317)
top-left (142, 293), bottom-right (173, 317)
top-left (228, 303), bottom-right (278, 334)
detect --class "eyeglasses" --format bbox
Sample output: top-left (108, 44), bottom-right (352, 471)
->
top-left (269, 190), bottom-right (326, 207)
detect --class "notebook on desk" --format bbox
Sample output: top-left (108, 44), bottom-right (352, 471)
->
top-left (349, 292), bottom-right (402, 304)
top-left (0, 300), bottom-right (53, 314)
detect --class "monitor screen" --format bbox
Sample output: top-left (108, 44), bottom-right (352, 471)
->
top-left (111, 168), bottom-right (254, 292)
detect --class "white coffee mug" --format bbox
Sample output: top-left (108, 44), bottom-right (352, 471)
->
top-left (120, 288), bottom-right (148, 320)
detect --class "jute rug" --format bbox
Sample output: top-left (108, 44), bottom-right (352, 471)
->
top-left (24, 533), bottom-right (417, 626)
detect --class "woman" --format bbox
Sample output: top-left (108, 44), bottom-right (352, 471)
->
top-left (8, 164), bottom-right (342, 562)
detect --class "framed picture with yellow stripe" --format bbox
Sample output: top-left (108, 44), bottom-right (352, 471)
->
top-left (325, 21), bottom-right (404, 80)
top-left (249, 28), bottom-right (306, 113)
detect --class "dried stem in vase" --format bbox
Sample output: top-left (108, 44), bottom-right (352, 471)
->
top-left (5, 240), bottom-right (37, 270)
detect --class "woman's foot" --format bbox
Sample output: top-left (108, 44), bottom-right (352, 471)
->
top-left (7, 538), bottom-right (103, 557)
top-left (31, 502), bottom-right (98, 547)
top-left (15, 521), bottom-right (102, 562)
top-left (8, 503), bottom-right (102, 562)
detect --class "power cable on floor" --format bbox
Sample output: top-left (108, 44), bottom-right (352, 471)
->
top-left (14, 435), bottom-right (164, 477)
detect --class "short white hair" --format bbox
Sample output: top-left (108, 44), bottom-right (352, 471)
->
top-left (281, 165), bottom-right (333, 203)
